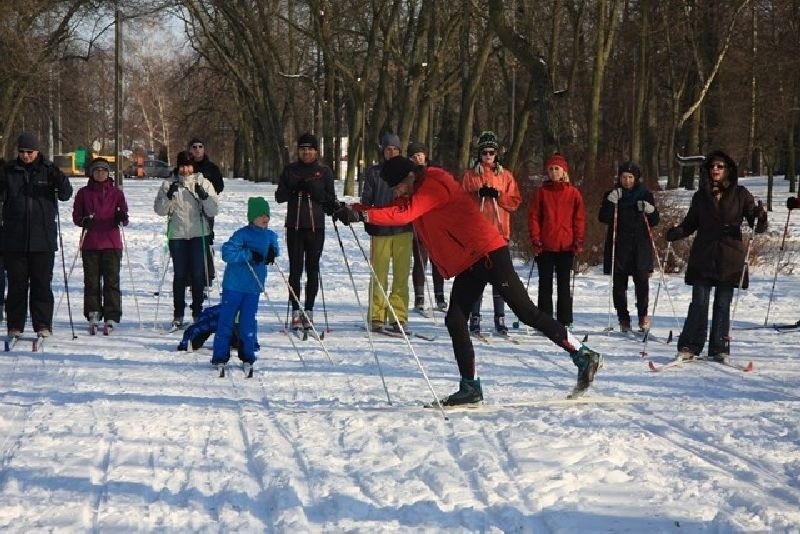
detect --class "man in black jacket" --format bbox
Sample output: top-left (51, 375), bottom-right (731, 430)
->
top-left (188, 137), bottom-right (223, 282)
top-left (0, 132), bottom-right (73, 337)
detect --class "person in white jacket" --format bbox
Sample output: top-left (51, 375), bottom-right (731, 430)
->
top-left (154, 150), bottom-right (219, 327)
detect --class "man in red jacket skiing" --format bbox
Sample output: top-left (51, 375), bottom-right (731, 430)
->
top-left (333, 156), bottom-right (602, 405)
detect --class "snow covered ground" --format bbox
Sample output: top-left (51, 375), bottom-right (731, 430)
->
top-left (1, 172), bottom-right (799, 532)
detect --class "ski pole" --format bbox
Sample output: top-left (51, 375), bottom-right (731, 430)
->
top-left (605, 200), bottom-right (619, 332)
top-left (332, 221), bottom-right (390, 404)
top-left (318, 268), bottom-right (332, 333)
top-left (273, 262), bottom-right (334, 363)
top-left (55, 192), bottom-right (77, 340)
top-left (731, 224), bottom-right (755, 324)
top-left (120, 223), bottom-right (143, 329)
top-left (641, 217), bottom-right (679, 356)
top-left (245, 261), bottom-right (305, 367)
top-left (764, 209), bottom-right (791, 325)
top-left (348, 224), bottom-right (447, 418)
top-left (153, 255), bottom-right (171, 331)
top-left (55, 226), bottom-right (86, 318)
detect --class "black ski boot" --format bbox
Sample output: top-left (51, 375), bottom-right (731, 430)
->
top-left (570, 345), bottom-right (602, 393)
top-left (440, 378), bottom-right (484, 406)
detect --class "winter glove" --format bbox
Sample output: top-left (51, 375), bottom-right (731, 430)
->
top-left (478, 185), bottom-right (499, 199)
top-left (787, 196), bottom-right (799, 210)
top-left (322, 199), bottom-right (342, 216)
top-left (250, 250), bottom-right (265, 264)
top-left (194, 183), bottom-right (209, 200)
top-left (265, 245), bottom-right (277, 265)
top-left (606, 188), bottom-right (622, 204)
top-left (166, 181), bottom-right (180, 200)
top-left (295, 179), bottom-right (310, 194)
top-left (531, 241), bottom-right (543, 256)
top-left (332, 205), bottom-right (364, 225)
top-left (114, 210), bottom-right (127, 225)
top-left (80, 215), bottom-right (95, 229)
top-left (637, 200), bottom-right (655, 214)
top-left (665, 226), bottom-right (684, 242)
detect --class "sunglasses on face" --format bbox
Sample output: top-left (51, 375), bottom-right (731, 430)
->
top-left (191, 144), bottom-right (204, 149)
top-left (481, 150), bottom-right (496, 156)
top-left (711, 163), bottom-right (726, 169)
top-left (18, 149), bottom-right (34, 154)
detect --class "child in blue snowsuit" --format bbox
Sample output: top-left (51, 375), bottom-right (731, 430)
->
top-left (178, 303), bottom-right (248, 355)
top-left (211, 197), bottom-right (279, 365)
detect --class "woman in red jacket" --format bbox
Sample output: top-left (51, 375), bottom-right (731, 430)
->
top-left (72, 158), bottom-right (129, 333)
top-left (528, 153), bottom-right (585, 329)
top-left (333, 156), bottom-right (601, 405)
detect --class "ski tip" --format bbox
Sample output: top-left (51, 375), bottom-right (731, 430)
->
top-left (667, 330), bottom-right (674, 343)
top-left (581, 334), bottom-right (588, 343)
top-left (3, 341), bottom-right (8, 352)
top-left (648, 360), bottom-right (658, 372)
top-left (743, 361), bottom-right (754, 372)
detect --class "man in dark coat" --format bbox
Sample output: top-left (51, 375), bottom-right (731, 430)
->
top-left (599, 161), bottom-right (660, 332)
top-left (666, 150), bottom-right (767, 362)
top-left (188, 137), bottom-right (223, 281)
top-left (0, 132), bottom-right (73, 337)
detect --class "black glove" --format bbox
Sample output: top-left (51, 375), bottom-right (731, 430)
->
top-left (194, 183), bottom-right (209, 200)
top-left (323, 199), bottom-right (343, 216)
top-left (265, 245), bottom-right (276, 265)
top-left (251, 250), bottom-right (265, 264)
top-left (167, 181), bottom-right (180, 200)
top-left (295, 179), bottom-right (310, 194)
top-left (665, 226), bottom-right (683, 242)
top-left (478, 185), bottom-right (499, 198)
top-left (787, 196), bottom-right (799, 210)
top-left (753, 201), bottom-right (768, 233)
top-left (114, 210), bottom-right (126, 225)
top-left (80, 215), bottom-right (95, 229)
top-left (332, 206), bottom-right (364, 226)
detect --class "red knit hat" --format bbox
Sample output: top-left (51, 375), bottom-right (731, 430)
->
top-left (544, 152), bottom-right (569, 173)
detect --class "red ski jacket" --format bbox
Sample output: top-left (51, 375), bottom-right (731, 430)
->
top-left (527, 180), bottom-right (586, 253)
top-left (364, 166), bottom-right (507, 278)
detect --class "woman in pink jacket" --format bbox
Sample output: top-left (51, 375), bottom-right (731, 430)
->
top-left (72, 158), bottom-right (129, 333)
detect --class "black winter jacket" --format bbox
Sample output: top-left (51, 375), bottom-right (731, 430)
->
top-left (0, 155), bottom-right (73, 252)
top-left (666, 151), bottom-right (766, 288)
top-left (194, 156), bottom-right (224, 194)
top-left (599, 182), bottom-right (660, 275)
top-left (274, 160), bottom-right (336, 231)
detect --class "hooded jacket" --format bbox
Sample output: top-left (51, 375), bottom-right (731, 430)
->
top-left (598, 181), bottom-right (659, 275)
top-left (72, 176), bottom-right (129, 251)
top-left (527, 180), bottom-right (585, 253)
top-left (668, 150), bottom-right (766, 287)
top-left (361, 162), bottom-right (413, 236)
top-left (460, 164), bottom-right (521, 241)
top-left (220, 224), bottom-right (280, 294)
top-left (0, 154), bottom-right (73, 252)
top-left (363, 166), bottom-right (507, 278)
top-left (153, 172), bottom-right (219, 239)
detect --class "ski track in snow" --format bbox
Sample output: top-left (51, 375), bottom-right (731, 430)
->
top-left (0, 176), bottom-right (799, 531)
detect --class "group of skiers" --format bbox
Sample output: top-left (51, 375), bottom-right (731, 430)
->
top-left (0, 129), bottom-right (779, 406)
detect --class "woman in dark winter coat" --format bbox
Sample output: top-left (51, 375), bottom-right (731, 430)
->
top-left (599, 161), bottom-right (659, 332)
top-left (666, 150), bottom-right (767, 361)
top-left (72, 158), bottom-right (129, 332)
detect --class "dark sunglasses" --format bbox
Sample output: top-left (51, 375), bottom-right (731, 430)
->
top-left (18, 149), bottom-right (35, 154)
top-left (481, 150), bottom-right (496, 156)
top-left (191, 144), bottom-right (204, 149)
top-left (711, 163), bottom-right (726, 169)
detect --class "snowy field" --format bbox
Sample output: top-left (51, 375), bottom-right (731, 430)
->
top-left (1, 172), bottom-right (799, 532)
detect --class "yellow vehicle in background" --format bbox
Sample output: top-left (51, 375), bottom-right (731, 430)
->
top-left (54, 150), bottom-right (117, 176)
